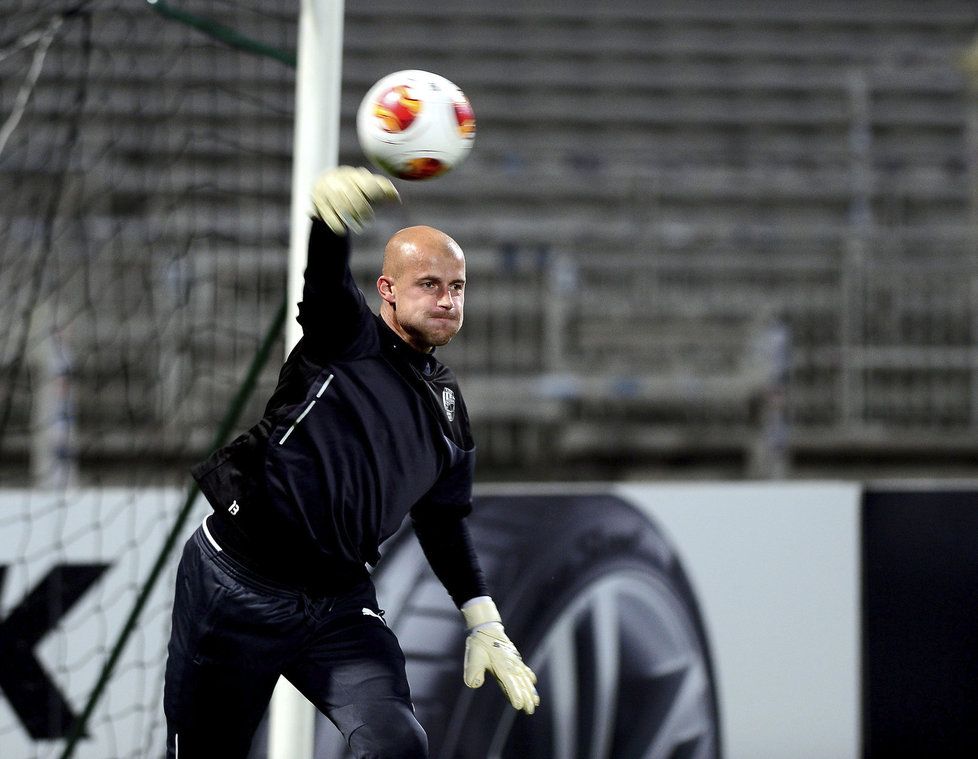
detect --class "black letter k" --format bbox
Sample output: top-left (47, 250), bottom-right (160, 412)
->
top-left (0, 563), bottom-right (110, 739)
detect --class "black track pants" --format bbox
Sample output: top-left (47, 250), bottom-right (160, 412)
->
top-left (163, 520), bottom-right (427, 759)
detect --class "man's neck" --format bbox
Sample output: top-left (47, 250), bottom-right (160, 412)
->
top-left (379, 305), bottom-right (433, 354)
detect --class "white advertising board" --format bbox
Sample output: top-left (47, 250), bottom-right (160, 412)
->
top-left (617, 482), bottom-right (861, 759)
top-left (0, 483), bottom-right (860, 759)
top-left (0, 488), bottom-right (203, 759)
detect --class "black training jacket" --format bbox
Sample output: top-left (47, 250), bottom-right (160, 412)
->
top-left (191, 219), bottom-right (486, 605)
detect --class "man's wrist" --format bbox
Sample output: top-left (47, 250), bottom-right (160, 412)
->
top-left (461, 596), bottom-right (502, 630)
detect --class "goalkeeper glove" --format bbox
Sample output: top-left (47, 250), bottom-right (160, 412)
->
top-left (311, 166), bottom-right (400, 235)
top-left (462, 597), bottom-right (540, 715)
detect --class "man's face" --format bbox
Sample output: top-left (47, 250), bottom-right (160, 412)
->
top-left (380, 243), bottom-right (465, 352)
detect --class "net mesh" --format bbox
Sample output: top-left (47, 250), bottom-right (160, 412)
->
top-left (0, 2), bottom-right (297, 756)
top-left (0, 0), bottom-right (294, 488)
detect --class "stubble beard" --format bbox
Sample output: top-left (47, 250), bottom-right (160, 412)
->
top-left (411, 315), bottom-right (461, 350)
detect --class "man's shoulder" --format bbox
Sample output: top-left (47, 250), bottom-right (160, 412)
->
top-left (428, 357), bottom-right (461, 388)
top-left (297, 307), bottom-right (383, 362)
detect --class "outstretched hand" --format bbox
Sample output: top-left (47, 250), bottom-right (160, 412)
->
top-left (461, 598), bottom-right (540, 715)
top-left (464, 622), bottom-right (540, 715)
top-left (311, 166), bottom-right (400, 235)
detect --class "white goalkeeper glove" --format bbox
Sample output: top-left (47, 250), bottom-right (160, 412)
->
top-left (462, 597), bottom-right (540, 715)
top-left (311, 165), bottom-right (400, 235)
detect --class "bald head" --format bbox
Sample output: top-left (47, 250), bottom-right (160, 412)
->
top-left (382, 225), bottom-right (464, 280)
top-left (377, 225), bottom-right (466, 352)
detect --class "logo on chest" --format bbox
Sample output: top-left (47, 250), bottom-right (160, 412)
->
top-left (442, 387), bottom-right (456, 421)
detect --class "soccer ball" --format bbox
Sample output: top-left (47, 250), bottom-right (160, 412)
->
top-left (356, 70), bottom-right (476, 181)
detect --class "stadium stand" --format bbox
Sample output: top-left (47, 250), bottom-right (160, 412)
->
top-left (346, 0), bottom-right (978, 477)
top-left (2, 0), bottom-right (977, 482)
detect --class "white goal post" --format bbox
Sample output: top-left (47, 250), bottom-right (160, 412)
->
top-left (269, 1), bottom-right (345, 757)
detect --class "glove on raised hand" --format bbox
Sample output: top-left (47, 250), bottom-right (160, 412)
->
top-left (462, 597), bottom-right (540, 715)
top-left (311, 165), bottom-right (399, 235)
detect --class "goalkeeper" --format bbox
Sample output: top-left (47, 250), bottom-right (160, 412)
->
top-left (163, 166), bottom-right (538, 759)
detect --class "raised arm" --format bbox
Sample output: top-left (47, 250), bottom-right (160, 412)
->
top-left (297, 167), bottom-right (400, 353)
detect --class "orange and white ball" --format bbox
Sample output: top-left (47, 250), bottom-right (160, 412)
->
top-left (356, 70), bottom-right (476, 181)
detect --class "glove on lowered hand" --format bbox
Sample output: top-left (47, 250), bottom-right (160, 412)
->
top-left (311, 165), bottom-right (399, 235)
top-left (462, 597), bottom-right (540, 715)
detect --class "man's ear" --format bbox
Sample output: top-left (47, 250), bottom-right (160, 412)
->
top-left (377, 275), bottom-right (396, 305)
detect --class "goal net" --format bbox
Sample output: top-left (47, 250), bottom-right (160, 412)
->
top-left (0, 2), bottom-right (298, 756)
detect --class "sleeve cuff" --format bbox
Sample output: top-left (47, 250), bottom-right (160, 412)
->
top-left (461, 596), bottom-right (502, 629)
